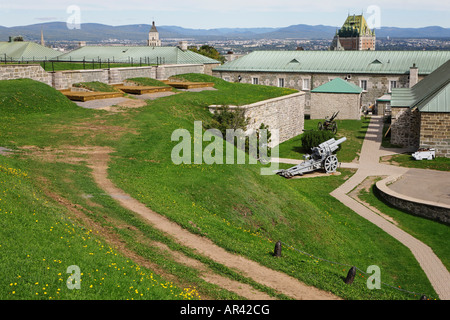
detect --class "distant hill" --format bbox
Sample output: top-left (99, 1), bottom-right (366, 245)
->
top-left (0, 22), bottom-right (449, 43)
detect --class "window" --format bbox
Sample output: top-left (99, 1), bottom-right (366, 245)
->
top-left (360, 80), bottom-right (368, 91)
top-left (252, 77), bottom-right (259, 85)
top-left (278, 78), bottom-right (285, 88)
top-left (389, 80), bottom-right (397, 92)
top-left (302, 78), bottom-right (310, 91)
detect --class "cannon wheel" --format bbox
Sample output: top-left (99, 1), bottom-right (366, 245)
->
top-left (331, 122), bottom-right (338, 134)
top-left (324, 155), bottom-right (338, 173)
top-left (318, 122), bottom-right (323, 131)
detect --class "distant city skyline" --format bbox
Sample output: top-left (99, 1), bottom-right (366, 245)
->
top-left (1, 0), bottom-right (449, 29)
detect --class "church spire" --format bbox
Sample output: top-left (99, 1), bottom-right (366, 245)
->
top-left (40, 29), bottom-right (45, 47)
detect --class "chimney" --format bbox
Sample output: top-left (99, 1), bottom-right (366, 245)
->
top-left (178, 41), bottom-right (188, 51)
top-left (409, 63), bottom-right (419, 88)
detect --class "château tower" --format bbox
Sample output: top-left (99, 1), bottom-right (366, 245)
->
top-left (330, 14), bottom-right (376, 51)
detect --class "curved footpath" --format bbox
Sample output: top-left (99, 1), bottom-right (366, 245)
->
top-left (87, 148), bottom-right (340, 300)
top-left (328, 116), bottom-right (450, 300)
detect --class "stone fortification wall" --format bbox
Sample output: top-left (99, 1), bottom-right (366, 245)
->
top-left (209, 92), bottom-right (305, 146)
top-left (0, 64), bottom-right (52, 86)
top-left (419, 112), bottom-right (450, 158)
top-left (0, 64), bottom-right (212, 90)
top-left (390, 107), bottom-right (421, 149)
top-left (310, 92), bottom-right (361, 120)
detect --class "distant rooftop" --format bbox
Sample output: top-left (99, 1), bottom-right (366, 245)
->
top-left (213, 50), bottom-right (450, 75)
top-left (0, 41), bottom-right (61, 61)
top-left (56, 46), bottom-right (220, 65)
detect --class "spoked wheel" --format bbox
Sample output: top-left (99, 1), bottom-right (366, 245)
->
top-left (331, 122), bottom-right (338, 134)
top-left (324, 155), bottom-right (338, 173)
top-left (318, 122), bottom-right (323, 131)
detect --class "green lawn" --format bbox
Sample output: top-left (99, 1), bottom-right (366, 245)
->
top-left (383, 154), bottom-right (450, 172)
top-left (0, 76), bottom-right (444, 300)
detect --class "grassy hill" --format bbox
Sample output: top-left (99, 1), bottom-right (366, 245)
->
top-left (0, 75), bottom-right (444, 300)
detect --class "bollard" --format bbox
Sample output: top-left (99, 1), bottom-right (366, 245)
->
top-left (273, 241), bottom-right (282, 257)
top-left (344, 266), bottom-right (356, 284)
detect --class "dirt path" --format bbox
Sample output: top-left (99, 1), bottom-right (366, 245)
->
top-left (87, 147), bottom-right (340, 300)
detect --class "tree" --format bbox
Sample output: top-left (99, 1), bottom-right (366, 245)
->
top-left (189, 45), bottom-right (226, 64)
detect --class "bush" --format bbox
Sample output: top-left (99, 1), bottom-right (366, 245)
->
top-left (301, 130), bottom-right (335, 152)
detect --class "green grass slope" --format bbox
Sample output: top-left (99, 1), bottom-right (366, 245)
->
top-left (0, 79), bottom-right (79, 115)
top-left (107, 74), bottom-right (440, 300)
top-left (0, 75), bottom-right (445, 300)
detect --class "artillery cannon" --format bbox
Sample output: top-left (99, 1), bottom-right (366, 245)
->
top-left (275, 137), bottom-right (346, 178)
top-left (318, 111), bottom-right (339, 134)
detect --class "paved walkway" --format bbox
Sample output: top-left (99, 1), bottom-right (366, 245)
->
top-left (329, 116), bottom-right (450, 300)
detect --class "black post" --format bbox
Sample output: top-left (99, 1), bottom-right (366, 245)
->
top-left (273, 241), bottom-right (282, 257)
top-left (344, 266), bottom-right (356, 284)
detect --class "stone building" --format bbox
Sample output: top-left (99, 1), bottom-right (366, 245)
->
top-left (390, 59), bottom-right (450, 157)
top-left (330, 14), bottom-right (376, 51)
top-left (212, 51), bottom-right (450, 116)
top-left (310, 77), bottom-right (362, 120)
top-left (147, 21), bottom-right (162, 47)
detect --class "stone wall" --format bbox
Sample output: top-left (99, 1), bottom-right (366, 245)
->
top-left (111, 66), bottom-right (156, 84)
top-left (1, 64), bottom-right (215, 90)
top-left (375, 179), bottom-right (450, 225)
top-left (390, 107), bottom-right (421, 148)
top-left (310, 92), bottom-right (361, 120)
top-left (419, 112), bottom-right (450, 158)
top-left (52, 69), bottom-right (109, 90)
top-left (0, 64), bottom-right (52, 86)
top-left (212, 70), bottom-right (414, 116)
top-left (155, 64), bottom-right (206, 80)
top-left (209, 92), bottom-right (305, 146)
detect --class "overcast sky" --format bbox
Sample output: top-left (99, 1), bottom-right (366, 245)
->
top-left (1, 0), bottom-right (449, 28)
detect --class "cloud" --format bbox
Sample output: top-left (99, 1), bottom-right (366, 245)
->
top-left (35, 17), bottom-right (59, 21)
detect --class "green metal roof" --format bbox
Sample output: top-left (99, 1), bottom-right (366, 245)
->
top-left (311, 77), bottom-right (363, 94)
top-left (391, 59), bottom-right (450, 112)
top-left (338, 14), bottom-right (375, 37)
top-left (0, 41), bottom-right (61, 61)
top-left (213, 51), bottom-right (450, 75)
top-left (55, 46), bottom-right (220, 65)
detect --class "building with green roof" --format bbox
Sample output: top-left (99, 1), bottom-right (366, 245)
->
top-left (311, 77), bottom-right (363, 94)
top-left (311, 77), bottom-right (363, 119)
top-left (0, 40), bottom-right (62, 61)
top-left (390, 60), bottom-right (450, 157)
top-left (212, 50), bottom-right (450, 115)
top-left (55, 45), bottom-right (220, 66)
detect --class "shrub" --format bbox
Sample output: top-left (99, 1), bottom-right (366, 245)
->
top-left (301, 130), bottom-right (335, 152)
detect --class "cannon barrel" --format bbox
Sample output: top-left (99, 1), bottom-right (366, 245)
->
top-left (316, 137), bottom-right (347, 154)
